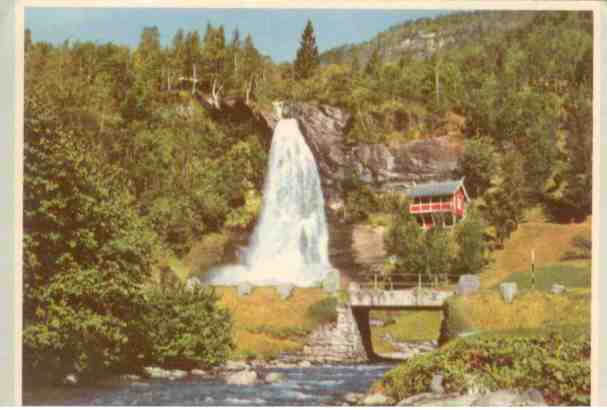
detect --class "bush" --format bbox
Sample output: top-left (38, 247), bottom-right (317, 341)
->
top-left (561, 233), bottom-right (591, 260)
top-left (380, 333), bottom-right (590, 406)
top-left (142, 284), bottom-right (233, 369)
top-left (306, 296), bottom-right (338, 325)
top-left (344, 185), bottom-right (379, 222)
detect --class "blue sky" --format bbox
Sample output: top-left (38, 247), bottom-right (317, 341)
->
top-left (25, 8), bottom-right (449, 62)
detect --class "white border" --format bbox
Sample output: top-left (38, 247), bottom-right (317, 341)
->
top-left (1, 0), bottom-right (604, 406)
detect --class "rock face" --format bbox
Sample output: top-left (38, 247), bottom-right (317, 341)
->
top-left (303, 305), bottom-right (367, 362)
top-left (259, 102), bottom-right (463, 198)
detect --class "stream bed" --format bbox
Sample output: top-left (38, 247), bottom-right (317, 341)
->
top-left (24, 364), bottom-right (395, 406)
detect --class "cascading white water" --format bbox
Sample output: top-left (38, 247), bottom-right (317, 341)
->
top-left (206, 117), bottom-right (332, 287)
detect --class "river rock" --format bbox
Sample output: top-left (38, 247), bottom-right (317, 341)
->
top-left (362, 393), bottom-right (392, 406)
top-left (299, 360), bottom-right (312, 368)
top-left (63, 373), bottom-right (79, 386)
top-left (456, 274), bottom-right (480, 296)
top-left (224, 360), bottom-right (250, 371)
top-left (264, 372), bottom-right (286, 383)
top-left (225, 370), bottom-right (258, 385)
top-left (499, 282), bottom-right (518, 304)
top-left (120, 374), bottom-right (141, 381)
top-left (344, 392), bottom-right (365, 404)
top-left (237, 282), bottom-right (253, 297)
top-left (471, 389), bottom-right (546, 406)
top-left (131, 382), bottom-right (151, 389)
top-left (190, 369), bottom-right (207, 377)
top-left (168, 369), bottom-right (188, 380)
top-left (276, 283), bottom-right (294, 300)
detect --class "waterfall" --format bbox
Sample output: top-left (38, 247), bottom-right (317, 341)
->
top-left (206, 117), bottom-right (332, 287)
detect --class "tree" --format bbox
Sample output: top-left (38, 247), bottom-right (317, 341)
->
top-left (384, 210), bottom-right (426, 274)
top-left (424, 227), bottom-right (453, 282)
top-left (293, 20), bottom-right (320, 80)
top-left (25, 28), bottom-right (33, 53)
top-left (482, 150), bottom-right (527, 247)
top-left (453, 206), bottom-right (488, 275)
top-left (454, 136), bottom-right (497, 199)
top-left (365, 45), bottom-right (381, 78)
top-left (202, 24), bottom-right (226, 107)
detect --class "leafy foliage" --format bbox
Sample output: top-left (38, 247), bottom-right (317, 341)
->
top-left (381, 333), bottom-right (590, 406)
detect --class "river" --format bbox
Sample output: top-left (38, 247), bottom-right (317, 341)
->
top-left (24, 364), bottom-right (395, 406)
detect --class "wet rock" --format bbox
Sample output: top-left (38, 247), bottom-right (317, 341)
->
top-left (264, 372), bottom-right (287, 383)
top-left (63, 373), bottom-right (78, 386)
top-left (237, 282), bottom-right (253, 297)
top-left (225, 370), bottom-right (258, 385)
top-left (144, 367), bottom-right (187, 379)
top-left (120, 374), bottom-right (141, 381)
top-left (456, 274), bottom-right (480, 296)
top-left (362, 393), bottom-right (392, 406)
top-left (343, 392), bottom-right (365, 404)
top-left (131, 382), bottom-right (150, 389)
top-left (224, 360), bottom-right (250, 371)
top-left (276, 283), bottom-right (294, 300)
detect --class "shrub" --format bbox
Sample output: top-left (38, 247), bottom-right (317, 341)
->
top-left (306, 296), bottom-right (338, 325)
top-left (561, 233), bottom-right (591, 260)
top-left (380, 333), bottom-right (590, 406)
top-left (453, 207), bottom-right (488, 275)
top-left (142, 284), bottom-right (233, 369)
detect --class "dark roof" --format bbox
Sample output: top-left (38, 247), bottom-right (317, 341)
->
top-left (407, 179), bottom-right (468, 199)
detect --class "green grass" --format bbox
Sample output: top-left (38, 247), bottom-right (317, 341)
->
top-left (498, 260), bottom-right (591, 291)
top-left (371, 310), bottom-right (443, 353)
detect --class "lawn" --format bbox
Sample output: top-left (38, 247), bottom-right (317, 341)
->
top-left (370, 310), bottom-right (443, 354)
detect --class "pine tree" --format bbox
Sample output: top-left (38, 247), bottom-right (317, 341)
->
top-left (293, 20), bottom-right (320, 81)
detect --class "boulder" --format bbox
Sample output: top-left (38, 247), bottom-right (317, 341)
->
top-left (237, 282), bottom-right (253, 297)
top-left (62, 373), bottom-right (78, 386)
top-left (276, 283), bottom-right (294, 300)
top-left (225, 370), bottom-right (258, 385)
top-left (299, 360), bottom-right (312, 368)
top-left (499, 282), bottom-right (518, 304)
top-left (224, 360), bottom-right (250, 371)
top-left (322, 270), bottom-right (341, 294)
top-left (456, 274), bottom-right (481, 296)
top-left (144, 367), bottom-right (170, 379)
top-left (362, 393), bottom-right (392, 406)
top-left (472, 389), bottom-right (546, 406)
top-left (264, 372), bottom-right (287, 383)
top-left (343, 392), bottom-right (365, 404)
top-left (551, 283), bottom-right (566, 294)
top-left (190, 369), bottom-right (207, 377)
top-left (120, 374), bottom-right (141, 381)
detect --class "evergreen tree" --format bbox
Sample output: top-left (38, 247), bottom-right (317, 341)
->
top-left (293, 20), bottom-right (320, 80)
top-left (454, 136), bottom-right (497, 199)
top-left (365, 44), bottom-right (381, 77)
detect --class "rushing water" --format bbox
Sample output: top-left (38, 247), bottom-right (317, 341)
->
top-left (207, 118), bottom-right (332, 287)
top-left (25, 364), bottom-right (394, 406)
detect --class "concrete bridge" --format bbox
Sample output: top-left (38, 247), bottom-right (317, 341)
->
top-left (303, 287), bottom-right (454, 362)
top-left (349, 288), bottom-right (454, 361)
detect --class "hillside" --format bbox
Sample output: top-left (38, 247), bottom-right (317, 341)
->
top-left (320, 10), bottom-right (538, 67)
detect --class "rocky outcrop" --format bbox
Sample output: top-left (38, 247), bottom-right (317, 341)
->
top-left (396, 389), bottom-right (547, 407)
top-left (259, 102), bottom-right (463, 198)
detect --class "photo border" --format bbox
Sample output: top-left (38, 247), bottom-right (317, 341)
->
top-left (1, 0), bottom-right (604, 405)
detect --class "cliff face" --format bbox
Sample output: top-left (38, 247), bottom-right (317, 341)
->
top-left (259, 102), bottom-right (463, 198)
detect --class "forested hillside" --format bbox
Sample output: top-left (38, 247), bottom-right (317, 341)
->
top-left (23, 9), bottom-right (593, 382)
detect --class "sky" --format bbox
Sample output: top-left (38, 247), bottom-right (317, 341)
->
top-left (25, 8), bottom-right (449, 62)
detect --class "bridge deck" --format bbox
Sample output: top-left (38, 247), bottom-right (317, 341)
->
top-left (349, 289), bottom-right (453, 308)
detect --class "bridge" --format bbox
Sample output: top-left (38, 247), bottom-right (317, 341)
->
top-left (347, 287), bottom-right (454, 361)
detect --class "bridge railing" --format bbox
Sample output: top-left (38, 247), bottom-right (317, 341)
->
top-left (360, 273), bottom-right (459, 291)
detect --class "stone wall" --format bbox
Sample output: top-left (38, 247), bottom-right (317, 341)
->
top-left (303, 305), bottom-right (368, 362)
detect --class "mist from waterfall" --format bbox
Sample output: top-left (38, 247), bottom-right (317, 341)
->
top-left (206, 118), bottom-right (332, 287)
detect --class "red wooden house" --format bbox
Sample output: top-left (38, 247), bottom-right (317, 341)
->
top-left (407, 178), bottom-right (470, 230)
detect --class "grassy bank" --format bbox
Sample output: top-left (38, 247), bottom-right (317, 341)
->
top-left (214, 287), bottom-right (333, 360)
